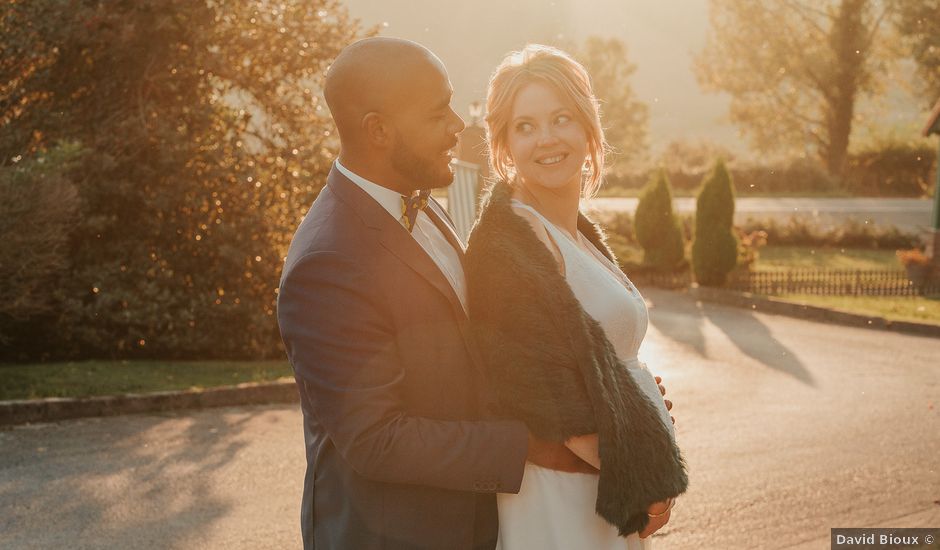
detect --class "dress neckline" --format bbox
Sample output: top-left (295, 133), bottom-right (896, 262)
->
top-left (511, 199), bottom-right (640, 297)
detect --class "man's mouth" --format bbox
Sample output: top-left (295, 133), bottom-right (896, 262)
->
top-left (535, 153), bottom-right (568, 166)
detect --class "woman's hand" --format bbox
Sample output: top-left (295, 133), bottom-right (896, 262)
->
top-left (564, 433), bottom-right (601, 470)
top-left (638, 498), bottom-right (674, 539)
top-left (655, 375), bottom-right (675, 426)
top-left (527, 433), bottom-right (598, 474)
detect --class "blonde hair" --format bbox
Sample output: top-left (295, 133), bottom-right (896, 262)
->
top-left (485, 44), bottom-right (607, 197)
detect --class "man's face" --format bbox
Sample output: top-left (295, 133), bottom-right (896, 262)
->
top-left (388, 62), bottom-right (466, 190)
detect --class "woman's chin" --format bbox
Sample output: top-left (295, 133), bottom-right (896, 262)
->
top-left (522, 169), bottom-right (581, 191)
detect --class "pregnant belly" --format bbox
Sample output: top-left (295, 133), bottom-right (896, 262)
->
top-left (624, 360), bottom-right (676, 440)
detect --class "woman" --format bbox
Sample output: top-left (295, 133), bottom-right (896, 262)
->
top-left (465, 45), bottom-right (688, 549)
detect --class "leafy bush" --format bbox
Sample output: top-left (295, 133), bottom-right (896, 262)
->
top-left (634, 169), bottom-right (685, 271)
top-left (737, 216), bottom-right (921, 250)
top-left (603, 139), bottom-right (935, 198)
top-left (0, 0), bottom-right (365, 361)
top-left (0, 143), bottom-right (83, 345)
top-left (692, 160), bottom-right (739, 286)
top-left (845, 140), bottom-right (935, 196)
top-left (605, 155), bottom-right (840, 196)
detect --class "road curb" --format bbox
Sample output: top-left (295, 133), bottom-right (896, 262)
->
top-left (689, 286), bottom-right (940, 339)
top-left (0, 379), bottom-right (299, 427)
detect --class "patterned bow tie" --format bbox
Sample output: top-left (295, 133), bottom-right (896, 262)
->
top-left (400, 189), bottom-right (430, 232)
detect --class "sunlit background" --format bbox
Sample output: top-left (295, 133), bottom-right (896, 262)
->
top-left (345, 0), bottom-right (929, 162)
top-left (1, 0), bottom-right (938, 363)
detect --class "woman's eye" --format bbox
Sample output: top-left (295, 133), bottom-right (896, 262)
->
top-left (516, 122), bottom-right (533, 133)
top-left (555, 114), bottom-right (571, 124)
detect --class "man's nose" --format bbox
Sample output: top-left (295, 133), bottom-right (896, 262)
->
top-left (450, 110), bottom-right (466, 134)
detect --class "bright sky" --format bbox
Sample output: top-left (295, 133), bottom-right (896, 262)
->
top-left (340, 0), bottom-right (926, 161)
top-left (341, 0), bottom-right (745, 158)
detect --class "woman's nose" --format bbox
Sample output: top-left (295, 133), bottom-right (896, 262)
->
top-left (536, 126), bottom-right (559, 147)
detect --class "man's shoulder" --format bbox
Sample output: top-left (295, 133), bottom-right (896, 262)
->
top-left (281, 185), bottom-right (375, 277)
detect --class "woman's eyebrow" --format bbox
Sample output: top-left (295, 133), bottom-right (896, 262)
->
top-left (512, 108), bottom-right (568, 122)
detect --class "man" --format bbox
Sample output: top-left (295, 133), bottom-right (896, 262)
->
top-left (277, 37), bottom-right (593, 550)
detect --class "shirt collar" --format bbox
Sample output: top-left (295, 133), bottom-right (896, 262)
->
top-left (335, 159), bottom-right (403, 222)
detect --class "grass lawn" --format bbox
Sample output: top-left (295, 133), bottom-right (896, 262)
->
top-left (773, 294), bottom-right (940, 326)
top-left (755, 246), bottom-right (900, 271)
top-left (0, 360), bottom-right (293, 401)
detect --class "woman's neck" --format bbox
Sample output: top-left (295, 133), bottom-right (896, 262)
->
top-left (511, 176), bottom-right (582, 239)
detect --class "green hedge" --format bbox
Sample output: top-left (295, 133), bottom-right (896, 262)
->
top-left (634, 169), bottom-right (686, 271)
top-left (692, 160), bottom-right (739, 286)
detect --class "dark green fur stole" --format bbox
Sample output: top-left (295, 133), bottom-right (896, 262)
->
top-left (465, 180), bottom-right (689, 536)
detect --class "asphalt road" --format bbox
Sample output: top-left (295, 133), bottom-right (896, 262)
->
top-left (1, 289), bottom-right (938, 549)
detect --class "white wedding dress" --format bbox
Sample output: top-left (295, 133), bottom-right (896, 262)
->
top-left (496, 202), bottom-right (676, 550)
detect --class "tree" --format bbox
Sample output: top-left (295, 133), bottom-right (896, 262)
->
top-left (634, 170), bottom-right (685, 271)
top-left (0, 143), bottom-right (81, 345)
top-left (692, 160), bottom-right (738, 286)
top-left (0, 1), bottom-right (365, 359)
top-left (694, 0), bottom-right (892, 177)
top-left (575, 36), bottom-right (649, 175)
top-left (893, 0), bottom-right (940, 104)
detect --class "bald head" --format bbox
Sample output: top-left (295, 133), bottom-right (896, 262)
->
top-left (325, 38), bottom-right (447, 147)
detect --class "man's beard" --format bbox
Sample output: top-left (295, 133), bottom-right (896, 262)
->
top-left (391, 135), bottom-right (454, 190)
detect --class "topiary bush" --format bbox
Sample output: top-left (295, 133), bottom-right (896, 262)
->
top-left (692, 159), bottom-right (739, 286)
top-left (634, 169), bottom-right (685, 272)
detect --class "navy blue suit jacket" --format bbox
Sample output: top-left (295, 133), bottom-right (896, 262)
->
top-left (277, 166), bottom-right (529, 550)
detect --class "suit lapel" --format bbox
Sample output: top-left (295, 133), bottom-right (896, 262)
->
top-left (376, 224), bottom-right (467, 320)
top-left (327, 167), bottom-right (489, 376)
top-left (427, 198), bottom-right (466, 252)
top-left (424, 198), bottom-right (487, 374)
top-left (327, 167), bottom-right (468, 322)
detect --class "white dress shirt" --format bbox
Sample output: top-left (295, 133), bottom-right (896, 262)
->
top-left (335, 160), bottom-right (468, 313)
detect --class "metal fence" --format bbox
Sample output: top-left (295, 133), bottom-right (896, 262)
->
top-left (628, 268), bottom-right (940, 297)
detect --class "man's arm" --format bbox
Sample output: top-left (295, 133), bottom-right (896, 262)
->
top-left (278, 251), bottom-right (529, 493)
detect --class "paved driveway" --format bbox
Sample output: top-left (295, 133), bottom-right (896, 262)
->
top-left (1, 289), bottom-right (938, 549)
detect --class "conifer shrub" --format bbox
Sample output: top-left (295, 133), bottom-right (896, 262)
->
top-left (634, 169), bottom-right (685, 272)
top-left (692, 160), bottom-right (739, 286)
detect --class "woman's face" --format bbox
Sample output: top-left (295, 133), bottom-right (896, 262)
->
top-left (506, 81), bottom-right (589, 193)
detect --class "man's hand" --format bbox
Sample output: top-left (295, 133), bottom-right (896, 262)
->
top-left (639, 498), bottom-right (674, 539)
top-left (655, 375), bottom-right (675, 426)
top-left (526, 433), bottom-right (598, 474)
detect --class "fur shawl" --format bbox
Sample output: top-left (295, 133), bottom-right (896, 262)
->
top-left (464, 180), bottom-right (689, 536)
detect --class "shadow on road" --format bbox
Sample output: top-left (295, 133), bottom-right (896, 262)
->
top-left (645, 289), bottom-right (815, 385)
top-left (700, 302), bottom-right (815, 385)
top-left (0, 410), bottom-right (251, 549)
top-left (644, 288), bottom-right (708, 358)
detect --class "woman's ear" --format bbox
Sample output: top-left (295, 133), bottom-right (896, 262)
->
top-left (361, 112), bottom-right (392, 147)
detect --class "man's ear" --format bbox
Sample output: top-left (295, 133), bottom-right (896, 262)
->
top-left (361, 112), bottom-right (392, 147)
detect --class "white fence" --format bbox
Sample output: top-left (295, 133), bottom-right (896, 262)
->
top-left (448, 160), bottom-right (481, 242)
